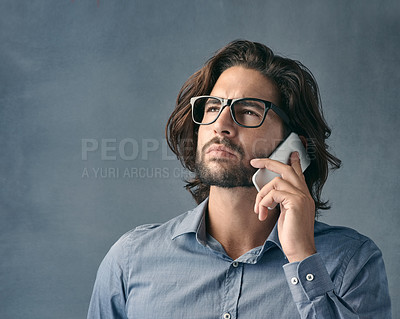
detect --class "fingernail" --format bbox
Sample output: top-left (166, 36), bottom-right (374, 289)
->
top-left (250, 159), bottom-right (261, 167)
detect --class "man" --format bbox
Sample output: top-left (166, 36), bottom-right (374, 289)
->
top-left (88, 40), bottom-right (391, 318)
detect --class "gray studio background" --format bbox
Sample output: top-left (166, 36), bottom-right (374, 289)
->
top-left (1, 1), bottom-right (399, 318)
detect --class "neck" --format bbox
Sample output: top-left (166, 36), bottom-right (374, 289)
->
top-left (207, 186), bottom-right (279, 260)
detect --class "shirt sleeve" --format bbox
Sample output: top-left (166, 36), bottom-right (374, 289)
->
top-left (282, 240), bottom-right (392, 319)
top-left (87, 237), bottom-right (129, 319)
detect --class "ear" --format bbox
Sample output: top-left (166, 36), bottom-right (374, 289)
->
top-left (299, 135), bottom-right (307, 149)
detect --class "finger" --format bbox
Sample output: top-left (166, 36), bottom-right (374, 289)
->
top-left (257, 176), bottom-right (301, 200)
top-left (254, 195), bottom-right (278, 215)
top-left (258, 189), bottom-right (294, 212)
top-left (289, 151), bottom-right (303, 177)
top-left (251, 158), bottom-right (303, 189)
top-left (250, 157), bottom-right (277, 169)
top-left (258, 203), bottom-right (275, 221)
top-left (256, 189), bottom-right (297, 221)
top-left (254, 176), bottom-right (300, 214)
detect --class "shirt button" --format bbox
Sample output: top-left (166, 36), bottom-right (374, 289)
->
top-left (291, 277), bottom-right (299, 285)
top-left (232, 261), bottom-right (239, 268)
top-left (223, 313), bottom-right (231, 319)
top-left (306, 274), bottom-right (314, 281)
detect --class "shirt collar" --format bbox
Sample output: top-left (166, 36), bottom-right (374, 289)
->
top-left (264, 222), bottom-right (284, 254)
top-left (171, 198), bottom-right (209, 241)
top-left (171, 197), bottom-right (285, 256)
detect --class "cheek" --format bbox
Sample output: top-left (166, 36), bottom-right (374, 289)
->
top-left (246, 130), bottom-right (284, 158)
top-left (196, 126), bottom-right (206, 147)
top-left (196, 126), bottom-right (209, 153)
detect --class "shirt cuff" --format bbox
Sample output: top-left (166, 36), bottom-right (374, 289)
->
top-left (283, 253), bottom-right (334, 303)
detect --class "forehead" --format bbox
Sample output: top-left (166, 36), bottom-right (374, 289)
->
top-left (210, 66), bottom-right (280, 106)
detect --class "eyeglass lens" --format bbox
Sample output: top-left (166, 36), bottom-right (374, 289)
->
top-left (192, 97), bottom-right (266, 127)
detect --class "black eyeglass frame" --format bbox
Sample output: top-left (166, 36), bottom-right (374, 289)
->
top-left (190, 95), bottom-right (291, 129)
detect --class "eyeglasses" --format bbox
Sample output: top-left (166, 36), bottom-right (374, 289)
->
top-left (190, 96), bottom-right (291, 128)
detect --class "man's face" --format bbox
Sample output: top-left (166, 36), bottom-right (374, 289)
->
top-left (195, 66), bottom-right (285, 188)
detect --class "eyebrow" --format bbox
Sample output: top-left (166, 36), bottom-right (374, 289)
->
top-left (205, 99), bottom-right (220, 105)
top-left (235, 100), bottom-right (265, 111)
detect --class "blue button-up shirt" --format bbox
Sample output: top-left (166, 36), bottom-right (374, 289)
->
top-left (88, 199), bottom-right (391, 318)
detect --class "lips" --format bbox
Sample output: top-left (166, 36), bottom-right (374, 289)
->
top-left (206, 144), bottom-right (237, 158)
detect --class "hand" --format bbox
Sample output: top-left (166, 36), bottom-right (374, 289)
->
top-left (250, 152), bottom-right (316, 263)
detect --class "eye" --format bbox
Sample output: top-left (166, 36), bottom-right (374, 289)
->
top-left (204, 100), bottom-right (221, 113)
top-left (241, 109), bottom-right (260, 117)
top-left (234, 101), bottom-right (264, 118)
top-left (205, 106), bottom-right (220, 113)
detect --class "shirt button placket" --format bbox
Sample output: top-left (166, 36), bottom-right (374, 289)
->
top-left (291, 277), bottom-right (299, 285)
top-left (222, 262), bottom-right (242, 319)
top-left (306, 273), bottom-right (314, 281)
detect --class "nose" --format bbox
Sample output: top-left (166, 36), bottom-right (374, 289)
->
top-left (212, 105), bottom-right (237, 137)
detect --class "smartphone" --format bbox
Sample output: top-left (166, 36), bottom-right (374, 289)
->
top-left (252, 132), bottom-right (311, 192)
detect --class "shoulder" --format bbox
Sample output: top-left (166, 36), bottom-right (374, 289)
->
top-left (315, 221), bottom-right (368, 240)
top-left (313, 222), bottom-right (390, 305)
top-left (314, 221), bottom-right (384, 280)
top-left (106, 207), bottom-right (198, 258)
top-left (314, 221), bottom-right (381, 256)
top-left (314, 221), bottom-right (378, 249)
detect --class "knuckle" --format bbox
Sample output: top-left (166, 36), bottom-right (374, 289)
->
top-left (258, 187), bottom-right (268, 197)
top-left (261, 192), bottom-right (272, 204)
top-left (298, 193), bottom-right (312, 205)
top-left (272, 176), bottom-right (282, 184)
top-left (282, 166), bottom-right (294, 176)
top-left (269, 189), bottom-right (278, 199)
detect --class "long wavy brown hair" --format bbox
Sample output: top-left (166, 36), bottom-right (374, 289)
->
top-left (166, 40), bottom-right (341, 212)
